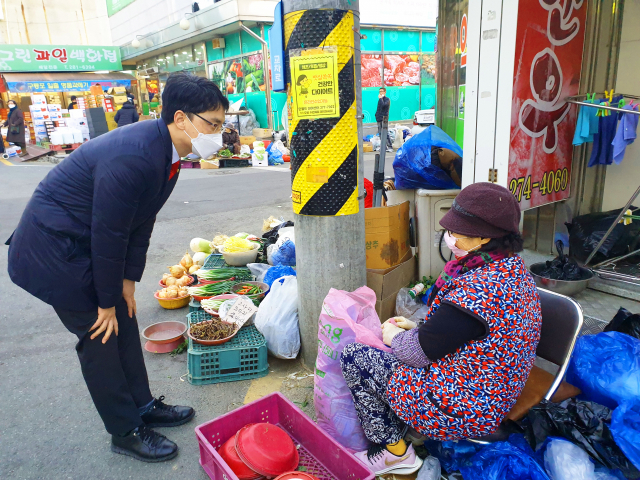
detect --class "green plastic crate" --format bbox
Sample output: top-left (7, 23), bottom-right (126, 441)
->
top-left (189, 299), bottom-right (201, 313)
top-left (187, 311), bottom-right (268, 385)
top-left (202, 254), bottom-right (229, 269)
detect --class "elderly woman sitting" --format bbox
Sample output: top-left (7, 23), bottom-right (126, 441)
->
top-left (340, 183), bottom-right (542, 476)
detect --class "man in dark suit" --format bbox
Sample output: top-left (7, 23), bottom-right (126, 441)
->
top-left (375, 87), bottom-right (393, 153)
top-left (6, 73), bottom-right (228, 463)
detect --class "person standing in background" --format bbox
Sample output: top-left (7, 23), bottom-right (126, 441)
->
top-left (114, 101), bottom-right (140, 127)
top-left (1, 100), bottom-right (27, 157)
top-left (68, 96), bottom-right (78, 110)
top-left (375, 87), bottom-right (393, 153)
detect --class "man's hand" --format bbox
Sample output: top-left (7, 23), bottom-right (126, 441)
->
top-left (90, 307), bottom-right (118, 343)
top-left (123, 279), bottom-right (137, 318)
top-left (382, 322), bottom-right (405, 347)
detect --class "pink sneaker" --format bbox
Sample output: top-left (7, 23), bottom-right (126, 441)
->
top-left (354, 443), bottom-right (423, 475)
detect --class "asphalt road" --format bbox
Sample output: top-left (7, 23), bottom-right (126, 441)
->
top-left (0, 152), bottom-right (394, 479)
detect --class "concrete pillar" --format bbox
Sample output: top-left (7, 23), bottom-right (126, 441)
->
top-left (282, 0), bottom-right (366, 369)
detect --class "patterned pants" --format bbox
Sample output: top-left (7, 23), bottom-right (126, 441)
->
top-left (340, 343), bottom-right (405, 445)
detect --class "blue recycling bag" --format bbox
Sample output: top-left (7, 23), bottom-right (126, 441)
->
top-left (393, 125), bottom-right (462, 190)
top-left (611, 402), bottom-right (640, 471)
top-left (266, 143), bottom-right (284, 165)
top-left (263, 265), bottom-right (296, 288)
top-left (271, 239), bottom-right (295, 266)
top-left (566, 332), bottom-right (640, 410)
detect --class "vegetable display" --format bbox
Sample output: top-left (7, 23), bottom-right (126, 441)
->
top-left (190, 320), bottom-right (235, 341)
top-left (197, 268), bottom-right (252, 281)
top-left (222, 236), bottom-right (255, 253)
top-left (180, 251), bottom-right (193, 269)
top-left (190, 238), bottom-right (213, 254)
top-left (157, 286), bottom-right (189, 299)
top-left (234, 283), bottom-right (263, 295)
top-left (192, 252), bottom-right (207, 266)
top-left (200, 299), bottom-right (225, 312)
top-left (218, 149), bottom-right (233, 158)
top-left (188, 281), bottom-right (236, 297)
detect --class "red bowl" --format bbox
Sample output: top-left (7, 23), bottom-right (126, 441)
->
top-left (218, 436), bottom-right (261, 480)
top-left (236, 423), bottom-right (299, 477)
top-left (275, 474), bottom-right (320, 480)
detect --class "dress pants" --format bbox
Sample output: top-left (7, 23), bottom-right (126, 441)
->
top-left (54, 297), bottom-right (153, 435)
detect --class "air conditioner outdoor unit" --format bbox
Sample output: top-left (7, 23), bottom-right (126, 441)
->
top-left (211, 38), bottom-right (225, 49)
top-left (145, 67), bottom-right (159, 75)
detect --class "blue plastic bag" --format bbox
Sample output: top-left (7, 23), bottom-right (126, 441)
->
top-left (611, 402), bottom-right (640, 471)
top-left (566, 332), bottom-right (640, 410)
top-left (271, 239), bottom-right (295, 266)
top-left (263, 265), bottom-right (296, 288)
top-left (461, 436), bottom-right (550, 480)
top-left (421, 439), bottom-right (483, 473)
top-left (267, 144), bottom-right (284, 165)
top-left (392, 125), bottom-right (462, 190)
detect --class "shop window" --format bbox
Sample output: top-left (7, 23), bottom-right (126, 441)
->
top-left (207, 41), bottom-right (224, 62)
top-left (361, 54), bottom-right (383, 88)
top-left (384, 54), bottom-right (420, 87)
top-left (383, 30), bottom-right (420, 53)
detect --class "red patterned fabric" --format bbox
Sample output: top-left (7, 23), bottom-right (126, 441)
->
top-left (169, 161), bottom-right (180, 180)
top-left (387, 255), bottom-right (541, 440)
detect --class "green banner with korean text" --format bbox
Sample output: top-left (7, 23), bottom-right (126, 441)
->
top-left (0, 45), bottom-right (122, 72)
top-left (106, 0), bottom-right (136, 17)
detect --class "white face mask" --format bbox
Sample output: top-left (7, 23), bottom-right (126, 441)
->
top-left (184, 116), bottom-right (223, 159)
top-left (444, 231), bottom-right (482, 259)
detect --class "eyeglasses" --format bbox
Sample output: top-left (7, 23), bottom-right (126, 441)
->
top-left (447, 230), bottom-right (472, 239)
top-left (193, 113), bottom-right (222, 133)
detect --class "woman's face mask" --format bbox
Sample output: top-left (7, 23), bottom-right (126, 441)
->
top-left (183, 116), bottom-right (223, 159)
top-left (444, 231), bottom-right (483, 259)
top-left (8, 103), bottom-right (16, 109)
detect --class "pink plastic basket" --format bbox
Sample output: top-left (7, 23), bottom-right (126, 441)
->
top-left (195, 392), bottom-right (374, 480)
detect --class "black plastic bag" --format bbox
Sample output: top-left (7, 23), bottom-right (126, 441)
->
top-left (604, 307), bottom-right (640, 339)
top-left (539, 240), bottom-right (584, 281)
top-left (566, 206), bottom-right (640, 263)
top-left (523, 399), bottom-right (640, 479)
top-left (261, 220), bottom-right (294, 245)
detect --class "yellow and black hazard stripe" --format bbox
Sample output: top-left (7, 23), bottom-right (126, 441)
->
top-left (285, 8), bottom-right (359, 216)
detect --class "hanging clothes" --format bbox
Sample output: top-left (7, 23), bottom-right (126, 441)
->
top-left (588, 96), bottom-right (623, 167)
top-left (572, 98), bottom-right (600, 145)
top-left (612, 103), bottom-right (639, 164)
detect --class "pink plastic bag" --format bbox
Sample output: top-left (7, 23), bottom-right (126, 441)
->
top-left (314, 286), bottom-right (390, 452)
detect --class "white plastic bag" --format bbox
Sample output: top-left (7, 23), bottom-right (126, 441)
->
top-left (254, 276), bottom-right (300, 359)
top-left (240, 144), bottom-right (250, 154)
top-left (544, 439), bottom-right (597, 480)
top-left (247, 263), bottom-right (271, 282)
top-left (371, 135), bottom-right (381, 151)
top-left (417, 456), bottom-right (441, 480)
top-left (273, 140), bottom-right (290, 155)
top-left (395, 288), bottom-right (430, 323)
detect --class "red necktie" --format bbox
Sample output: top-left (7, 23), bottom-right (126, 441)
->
top-left (169, 161), bottom-right (180, 181)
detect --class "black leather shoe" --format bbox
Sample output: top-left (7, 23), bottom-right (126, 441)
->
top-left (141, 396), bottom-right (195, 428)
top-left (111, 425), bottom-right (178, 462)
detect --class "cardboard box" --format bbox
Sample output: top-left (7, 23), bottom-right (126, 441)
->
top-left (239, 135), bottom-right (256, 146)
top-left (365, 201), bottom-right (411, 270)
top-left (47, 104), bottom-right (61, 112)
top-left (363, 142), bottom-right (373, 152)
top-left (31, 94), bottom-right (47, 105)
top-left (113, 95), bottom-right (128, 104)
top-left (200, 159), bottom-right (220, 169)
top-left (252, 152), bottom-right (269, 167)
top-left (30, 105), bottom-right (47, 113)
top-left (108, 86), bottom-right (127, 95)
top-left (367, 252), bottom-right (417, 322)
top-left (252, 128), bottom-right (272, 138)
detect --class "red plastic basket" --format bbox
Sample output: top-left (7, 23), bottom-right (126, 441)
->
top-left (195, 392), bottom-right (374, 480)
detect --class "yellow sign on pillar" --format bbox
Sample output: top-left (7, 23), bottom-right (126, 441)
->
top-left (290, 51), bottom-right (340, 121)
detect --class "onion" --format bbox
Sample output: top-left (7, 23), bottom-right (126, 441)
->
top-left (190, 237), bottom-right (212, 254)
top-left (157, 289), bottom-right (169, 299)
top-left (162, 273), bottom-right (171, 281)
top-left (176, 275), bottom-right (191, 287)
top-left (179, 287), bottom-right (189, 296)
top-left (180, 251), bottom-right (194, 269)
top-left (169, 265), bottom-right (187, 278)
top-left (189, 265), bottom-right (201, 274)
top-left (165, 276), bottom-right (178, 286)
top-left (192, 252), bottom-right (207, 266)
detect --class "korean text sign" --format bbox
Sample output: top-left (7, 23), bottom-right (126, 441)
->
top-left (290, 51), bottom-right (340, 120)
top-left (508, 1), bottom-right (587, 209)
top-left (0, 45), bottom-right (122, 72)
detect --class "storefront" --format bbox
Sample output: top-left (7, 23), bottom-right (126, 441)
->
top-left (0, 44), bottom-right (133, 146)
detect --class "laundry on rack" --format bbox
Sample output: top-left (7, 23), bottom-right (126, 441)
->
top-left (573, 97), bottom-right (600, 146)
top-left (588, 95), bottom-right (623, 167)
top-left (612, 103), bottom-right (639, 164)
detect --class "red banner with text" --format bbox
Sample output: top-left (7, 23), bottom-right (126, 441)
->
top-left (508, 0), bottom-right (587, 209)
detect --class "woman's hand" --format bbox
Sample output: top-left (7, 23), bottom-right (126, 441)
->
top-left (389, 316), bottom-right (417, 330)
top-left (123, 279), bottom-right (137, 318)
top-left (382, 322), bottom-right (405, 346)
top-left (90, 307), bottom-right (119, 343)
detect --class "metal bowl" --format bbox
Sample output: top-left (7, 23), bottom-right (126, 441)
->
top-left (529, 262), bottom-right (594, 297)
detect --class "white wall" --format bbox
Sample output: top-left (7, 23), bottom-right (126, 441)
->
top-left (602, 0), bottom-right (640, 211)
top-left (360, 0), bottom-right (437, 28)
top-left (0, 0), bottom-right (112, 45)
